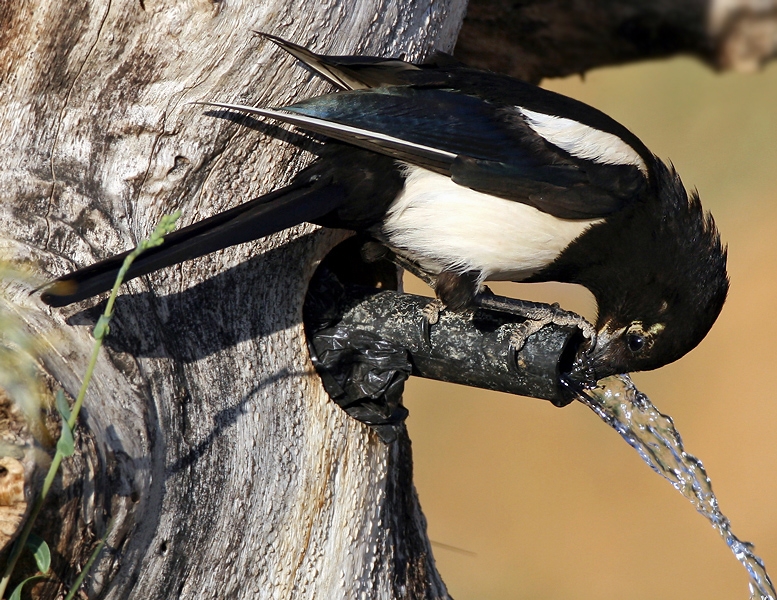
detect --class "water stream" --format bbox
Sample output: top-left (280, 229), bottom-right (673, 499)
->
top-left (574, 374), bottom-right (775, 600)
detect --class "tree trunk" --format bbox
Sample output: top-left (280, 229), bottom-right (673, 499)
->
top-left (0, 2), bottom-right (464, 598)
top-left (1, 0), bottom-right (775, 598)
top-left (456, 0), bottom-right (777, 82)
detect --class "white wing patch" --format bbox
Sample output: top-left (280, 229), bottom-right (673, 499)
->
top-left (519, 107), bottom-right (648, 174)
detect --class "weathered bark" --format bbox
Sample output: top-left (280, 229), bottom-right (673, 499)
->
top-left (2, 0), bottom-right (776, 598)
top-left (456, 0), bottom-right (777, 82)
top-left (0, 2), bottom-right (465, 598)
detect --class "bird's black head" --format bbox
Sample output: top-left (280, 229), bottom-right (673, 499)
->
top-left (539, 159), bottom-right (729, 380)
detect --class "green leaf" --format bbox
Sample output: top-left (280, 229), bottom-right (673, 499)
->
top-left (25, 534), bottom-right (51, 573)
top-left (9, 574), bottom-right (48, 600)
top-left (57, 420), bottom-right (75, 457)
top-left (55, 388), bottom-right (71, 422)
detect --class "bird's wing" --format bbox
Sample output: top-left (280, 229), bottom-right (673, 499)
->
top-left (201, 86), bottom-right (649, 219)
top-left (256, 32), bottom-right (422, 91)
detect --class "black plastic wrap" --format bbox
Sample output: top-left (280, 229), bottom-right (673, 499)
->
top-left (304, 261), bottom-right (587, 443)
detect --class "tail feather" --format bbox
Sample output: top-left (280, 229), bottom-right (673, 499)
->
top-left (40, 177), bottom-right (346, 307)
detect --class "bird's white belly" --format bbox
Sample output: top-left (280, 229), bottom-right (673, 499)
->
top-left (381, 165), bottom-right (601, 283)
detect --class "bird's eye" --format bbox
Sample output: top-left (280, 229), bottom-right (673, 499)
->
top-left (627, 333), bottom-right (645, 353)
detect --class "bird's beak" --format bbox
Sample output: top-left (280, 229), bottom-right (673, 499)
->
top-left (562, 324), bottom-right (626, 392)
top-left (587, 324), bottom-right (628, 381)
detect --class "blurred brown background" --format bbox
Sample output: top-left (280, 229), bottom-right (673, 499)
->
top-left (403, 57), bottom-right (777, 599)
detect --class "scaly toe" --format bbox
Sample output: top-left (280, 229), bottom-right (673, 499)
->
top-left (422, 298), bottom-right (445, 326)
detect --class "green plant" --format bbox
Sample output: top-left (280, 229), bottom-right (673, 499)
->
top-left (0, 212), bottom-right (180, 599)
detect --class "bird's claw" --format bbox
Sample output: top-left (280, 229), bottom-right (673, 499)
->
top-left (503, 303), bottom-right (597, 354)
top-left (422, 298), bottom-right (445, 325)
top-left (420, 299), bottom-right (446, 346)
top-left (506, 319), bottom-right (547, 353)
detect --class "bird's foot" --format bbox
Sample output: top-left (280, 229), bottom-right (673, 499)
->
top-left (521, 302), bottom-right (595, 344)
top-left (422, 298), bottom-right (446, 325)
top-left (505, 318), bottom-right (549, 353)
top-left (477, 297), bottom-right (596, 352)
top-left (420, 298), bottom-right (447, 346)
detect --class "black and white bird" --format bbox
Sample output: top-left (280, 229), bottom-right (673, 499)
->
top-left (40, 34), bottom-right (729, 381)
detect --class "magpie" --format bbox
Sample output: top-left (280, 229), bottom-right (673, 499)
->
top-left (40, 34), bottom-right (729, 381)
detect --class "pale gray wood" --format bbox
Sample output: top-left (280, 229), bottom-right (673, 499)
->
top-left (3, 0), bottom-right (775, 598)
top-left (0, 2), bottom-right (464, 597)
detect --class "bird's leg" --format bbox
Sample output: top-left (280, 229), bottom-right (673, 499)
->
top-left (361, 243), bottom-right (479, 311)
top-left (418, 270), bottom-right (481, 329)
top-left (389, 255), bottom-right (447, 338)
top-left (360, 244), bottom-right (445, 340)
top-left (360, 241), bottom-right (436, 286)
top-left (435, 271), bottom-right (479, 310)
top-left (474, 295), bottom-right (597, 352)
top-left (362, 242), bottom-right (594, 352)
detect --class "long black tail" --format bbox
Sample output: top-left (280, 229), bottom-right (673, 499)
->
top-left (40, 176), bottom-right (347, 307)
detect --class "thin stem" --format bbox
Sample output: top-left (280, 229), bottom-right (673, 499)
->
top-left (62, 518), bottom-right (113, 600)
top-left (0, 213), bottom-right (179, 599)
